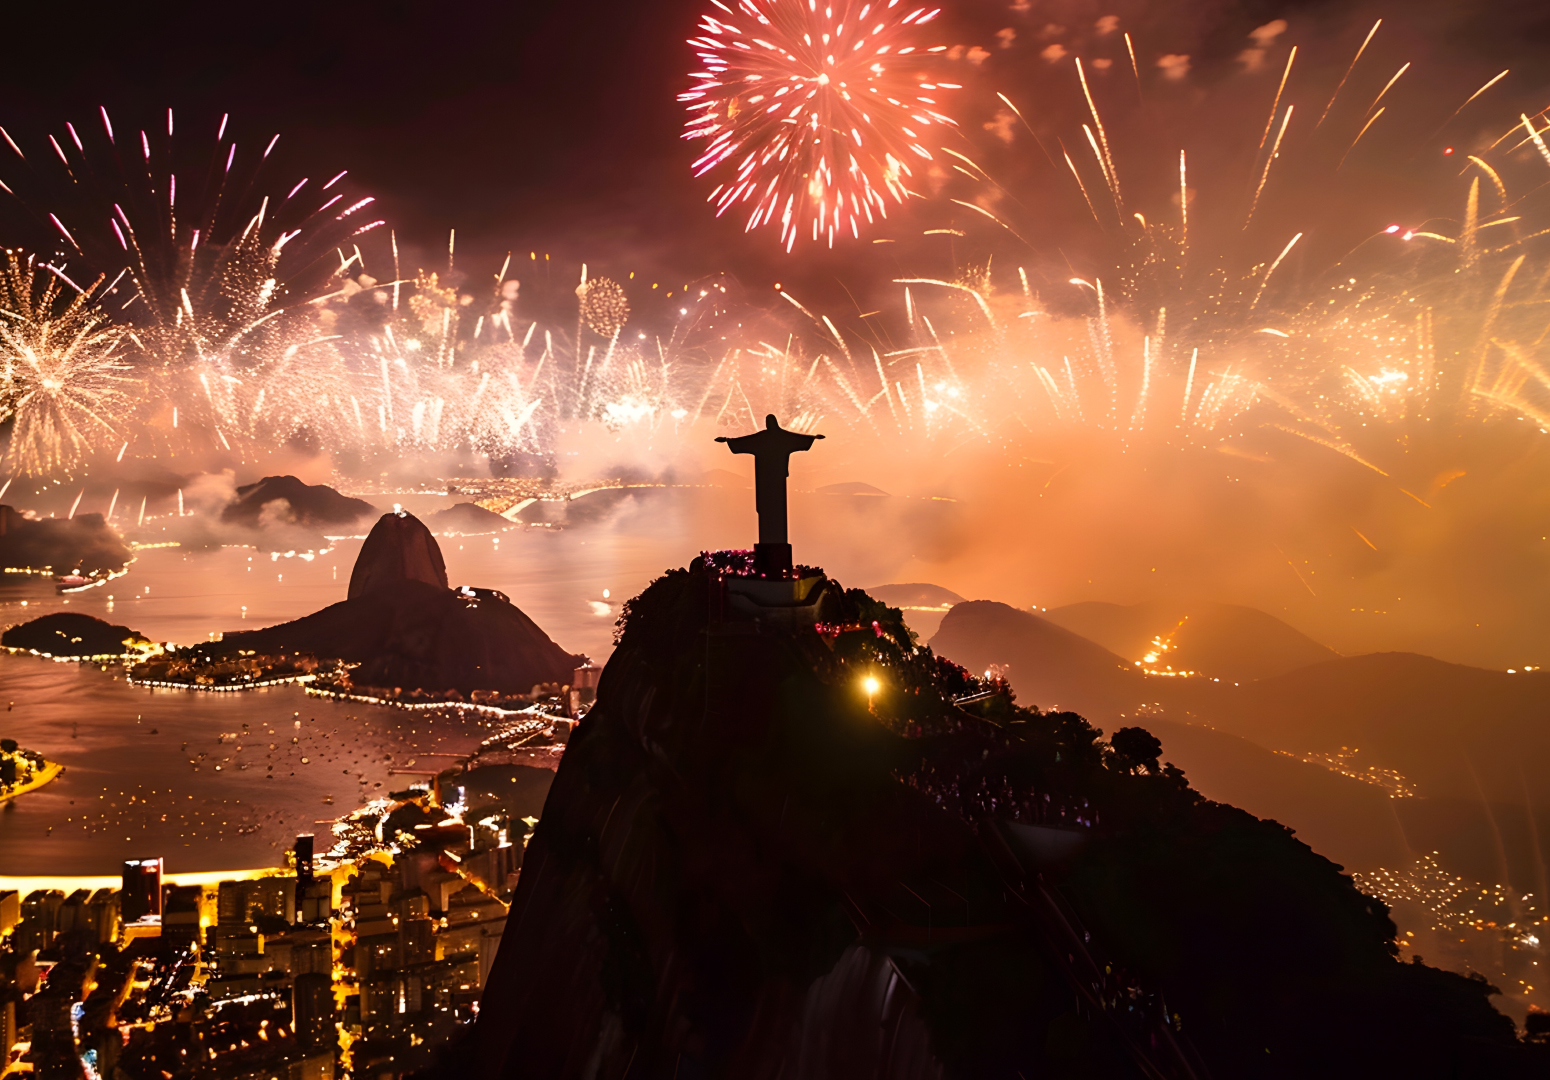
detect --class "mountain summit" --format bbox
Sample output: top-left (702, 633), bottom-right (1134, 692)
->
top-left (436, 557), bottom-right (1542, 1079)
top-left (218, 510), bottom-right (579, 698)
top-left (349, 508), bottom-right (450, 598)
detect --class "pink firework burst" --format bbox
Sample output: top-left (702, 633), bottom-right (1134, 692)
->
top-left (681, 0), bottom-right (958, 252)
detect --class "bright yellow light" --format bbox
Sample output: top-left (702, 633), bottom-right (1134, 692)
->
top-left (862, 676), bottom-right (881, 696)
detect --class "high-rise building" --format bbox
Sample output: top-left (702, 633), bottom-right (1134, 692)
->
top-left (295, 834), bottom-right (315, 922)
top-left (85, 889), bottom-right (119, 943)
top-left (246, 877), bottom-right (297, 925)
top-left (0, 890), bottom-right (19, 937)
top-left (217, 880), bottom-right (247, 926)
top-left (0, 999), bottom-right (15, 1066)
top-left (295, 834), bottom-right (315, 882)
top-left (293, 971), bottom-right (335, 1051)
top-left (570, 663), bottom-right (601, 716)
top-left (160, 885), bottom-right (202, 947)
top-left (121, 859), bottom-right (163, 923)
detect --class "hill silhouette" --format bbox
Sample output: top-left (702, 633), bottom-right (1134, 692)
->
top-left (930, 600), bottom-right (1143, 716)
top-left (427, 563), bottom-right (1546, 1079)
top-left (865, 582), bottom-right (966, 638)
top-left (1181, 654), bottom-right (1550, 891)
top-left (423, 501), bottom-right (513, 535)
top-left (1, 612), bottom-right (151, 659)
top-left (220, 475), bottom-right (377, 528)
top-left (931, 602), bottom-right (1550, 893)
top-left (0, 505), bottom-right (130, 577)
top-left (1184, 653), bottom-right (1550, 802)
top-left (865, 582), bottom-right (966, 609)
top-left (1046, 600), bottom-right (1340, 681)
top-left (214, 510), bottom-right (579, 698)
top-left (1141, 718), bottom-right (1411, 872)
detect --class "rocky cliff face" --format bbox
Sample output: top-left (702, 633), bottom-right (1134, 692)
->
top-left (441, 562), bottom-right (1544, 1080)
top-left (348, 510), bottom-right (449, 599)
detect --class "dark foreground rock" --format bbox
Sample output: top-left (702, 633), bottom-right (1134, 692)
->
top-left (0, 505), bottom-right (130, 577)
top-left (220, 475), bottom-right (377, 528)
top-left (430, 561), bottom-right (1546, 1080)
top-left (2, 612), bottom-right (151, 658)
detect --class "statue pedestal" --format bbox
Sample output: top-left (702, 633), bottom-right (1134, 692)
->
top-left (753, 543), bottom-right (792, 576)
top-left (724, 572), bottom-right (832, 627)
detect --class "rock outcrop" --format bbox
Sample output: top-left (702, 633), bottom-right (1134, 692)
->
top-left (215, 510), bottom-right (579, 697)
top-left (433, 562), bottom-right (1544, 1080)
top-left (349, 511), bottom-right (449, 599)
top-left (223, 580), bottom-right (579, 696)
top-left (1045, 599), bottom-right (1340, 681)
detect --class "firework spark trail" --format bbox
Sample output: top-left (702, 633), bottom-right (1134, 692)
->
top-left (1130, 335), bottom-right (1152, 430)
top-left (1364, 63), bottom-right (1411, 118)
top-left (1181, 348), bottom-right (1199, 422)
top-left (1339, 108), bottom-right (1386, 169)
top-left (1257, 47), bottom-right (1298, 155)
top-left (1076, 58), bottom-right (1122, 212)
top-left (0, 110), bottom-right (385, 456)
top-left (1250, 233), bottom-right (1303, 310)
top-left (1522, 114), bottom-right (1550, 169)
top-left (949, 198), bottom-right (1033, 247)
top-left (1123, 33), bottom-right (1141, 102)
top-left (681, 0), bottom-right (958, 250)
top-left (1063, 149), bottom-right (1103, 224)
top-left (1246, 106), bottom-right (1294, 228)
top-left (1314, 19), bottom-right (1381, 130)
top-left (1432, 70), bottom-right (1513, 140)
top-left (1178, 150), bottom-right (1188, 251)
top-left (0, 252), bottom-right (131, 475)
top-left (893, 278), bottom-right (994, 327)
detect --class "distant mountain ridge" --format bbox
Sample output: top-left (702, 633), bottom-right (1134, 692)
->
top-left (1046, 599), bottom-right (1340, 681)
top-left (930, 600), bottom-right (1143, 715)
top-left (929, 600), bottom-right (1550, 896)
top-left (220, 475), bottom-right (377, 528)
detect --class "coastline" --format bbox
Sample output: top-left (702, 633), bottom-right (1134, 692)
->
top-left (0, 757), bottom-right (62, 804)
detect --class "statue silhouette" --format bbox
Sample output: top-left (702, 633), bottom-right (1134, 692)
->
top-left (717, 414), bottom-right (824, 575)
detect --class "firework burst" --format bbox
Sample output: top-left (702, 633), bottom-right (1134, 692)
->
top-left (681, 0), bottom-right (957, 251)
top-left (0, 251), bottom-right (131, 476)
top-left (0, 109), bottom-right (382, 454)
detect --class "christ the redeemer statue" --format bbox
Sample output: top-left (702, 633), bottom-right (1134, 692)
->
top-left (717, 414), bottom-right (823, 575)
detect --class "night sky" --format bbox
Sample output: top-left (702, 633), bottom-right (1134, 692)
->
top-left (2, 0), bottom-right (1547, 302)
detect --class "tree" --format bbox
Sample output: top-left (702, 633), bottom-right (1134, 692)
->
top-left (1110, 726), bottom-right (1163, 774)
